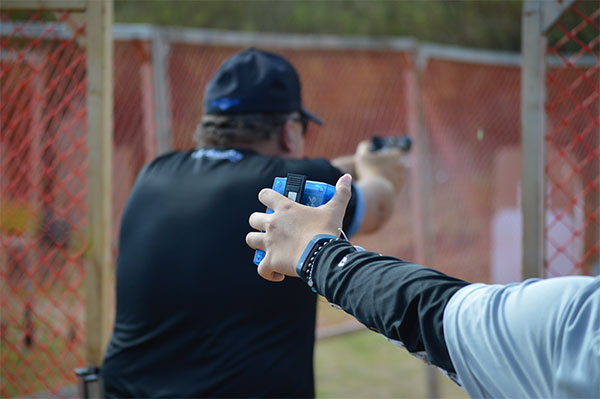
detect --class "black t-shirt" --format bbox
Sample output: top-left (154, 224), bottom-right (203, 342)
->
top-left (101, 148), bottom-right (360, 398)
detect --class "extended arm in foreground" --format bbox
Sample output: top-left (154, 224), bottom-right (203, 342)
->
top-left (246, 175), bottom-right (600, 398)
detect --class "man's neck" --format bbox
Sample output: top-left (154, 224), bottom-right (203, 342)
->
top-left (200, 139), bottom-right (293, 158)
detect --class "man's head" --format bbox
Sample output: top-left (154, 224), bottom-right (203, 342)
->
top-left (195, 48), bottom-right (322, 157)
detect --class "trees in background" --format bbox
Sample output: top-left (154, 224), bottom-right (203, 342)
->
top-left (115, 0), bottom-right (523, 51)
top-left (115, 0), bottom-right (597, 52)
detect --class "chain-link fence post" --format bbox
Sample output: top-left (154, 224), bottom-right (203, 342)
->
top-left (151, 28), bottom-right (173, 155)
top-left (521, 0), bottom-right (550, 279)
top-left (405, 46), bottom-right (440, 399)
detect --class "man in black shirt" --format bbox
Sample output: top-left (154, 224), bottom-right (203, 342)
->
top-left (101, 47), bottom-right (404, 398)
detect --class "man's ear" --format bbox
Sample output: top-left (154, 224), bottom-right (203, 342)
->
top-left (279, 120), bottom-right (294, 152)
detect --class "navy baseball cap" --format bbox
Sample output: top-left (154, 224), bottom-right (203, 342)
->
top-left (203, 47), bottom-right (323, 125)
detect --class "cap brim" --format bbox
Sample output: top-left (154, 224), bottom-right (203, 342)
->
top-left (301, 108), bottom-right (323, 126)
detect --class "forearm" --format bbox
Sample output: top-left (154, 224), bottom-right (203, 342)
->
top-left (304, 239), bottom-right (469, 374)
top-left (355, 175), bottom-right (395, 234)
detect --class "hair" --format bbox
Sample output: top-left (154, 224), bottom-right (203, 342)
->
top-left (194, 112), bottom-right (295, 147)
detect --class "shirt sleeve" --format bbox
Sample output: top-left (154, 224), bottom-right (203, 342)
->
top-left (308, 239), bottom-right (469, 376)
top-left (345, 183), bottom-right (364, 238)
top-left (443, 276), bottom-right (600, 399)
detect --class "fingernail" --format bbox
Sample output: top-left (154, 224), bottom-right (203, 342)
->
top-left (341, 173), bottom-right (352, 186)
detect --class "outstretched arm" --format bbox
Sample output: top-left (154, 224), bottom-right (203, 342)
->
top-left (332, 141), bottom-right (405, 235)
top-left (247, 175), bottom-right (600, 397)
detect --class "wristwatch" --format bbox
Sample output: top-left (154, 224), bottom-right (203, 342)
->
top-left (295, 234), bottom-right (338, 291)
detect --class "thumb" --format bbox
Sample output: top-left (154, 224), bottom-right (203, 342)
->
top-left (328, 174), bottom-right (352, 211)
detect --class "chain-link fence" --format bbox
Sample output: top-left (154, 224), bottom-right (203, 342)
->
top-left (1, 10), bottom-right (88, 397)
top-left (113, 39), bottom-right (155, 249)
top-left (421, 57), bottom-right (522, 283)
top-left (545, 2), bottom-right (599, 277)
top-left (2, 3), bottom-right (598, 396)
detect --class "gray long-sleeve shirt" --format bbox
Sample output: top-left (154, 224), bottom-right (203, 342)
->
top-left (304, 239), bottom-right (600, 398)
top-left (444, 276), bottom-right (600, 398)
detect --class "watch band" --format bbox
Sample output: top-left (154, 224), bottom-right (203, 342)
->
top-left (296, 234), bottom-right (338, 292)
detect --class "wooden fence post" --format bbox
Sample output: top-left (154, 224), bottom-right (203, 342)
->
top-left (85, 0), bottom-right (113, 367)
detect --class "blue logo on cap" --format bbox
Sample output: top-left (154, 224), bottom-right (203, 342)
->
top-left (211, 98), bottom-right (241, 111)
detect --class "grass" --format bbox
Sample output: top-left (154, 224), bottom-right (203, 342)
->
top-left (315, 330), bottom-right (469, 399)
top-left (1, 281), bottom-right (84, 397)
top-left (315, 300), bottom-right (468, 399)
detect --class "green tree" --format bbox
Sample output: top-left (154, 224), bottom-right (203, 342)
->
top-left (115, 0), bottom-right (598, 52)
top-left (114, 0), bottom-right (524, 50)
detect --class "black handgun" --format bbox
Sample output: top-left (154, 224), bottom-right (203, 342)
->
top-left (370, 135), bottom-right (412, 152)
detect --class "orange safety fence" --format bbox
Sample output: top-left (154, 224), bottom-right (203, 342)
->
top-left (1, 11), bottom-right (87, 396)
top-left (2, 8), bottom-right (599, 397)
top-left (421, 59), bottom-right (521, 283)
top-left (545, 2), bottom-right (599, 277)
top-left (112, 39), bottom-right (156, 252)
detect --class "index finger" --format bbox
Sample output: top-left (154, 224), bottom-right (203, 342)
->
top-left (257, 188), bottom-right (295, 210)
